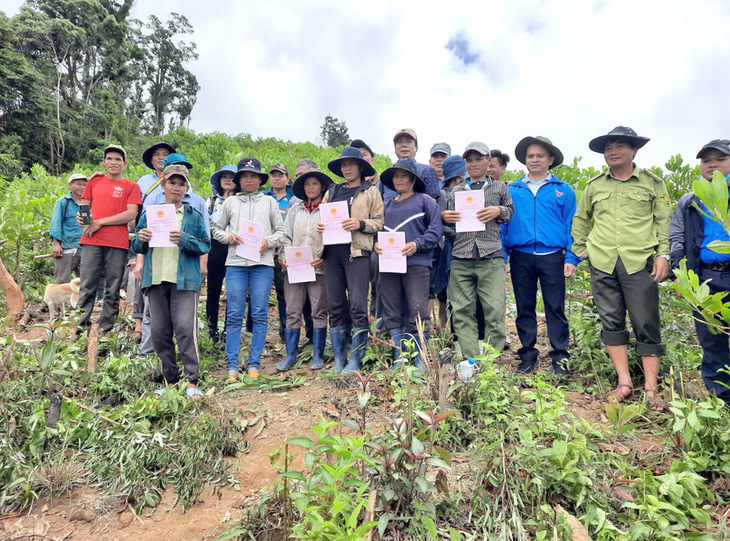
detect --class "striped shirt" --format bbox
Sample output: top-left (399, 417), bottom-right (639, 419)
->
top-left (447, 178), bottom-right (513, 259)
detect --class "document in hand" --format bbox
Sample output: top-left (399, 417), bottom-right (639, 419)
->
top-left (235, 219), bottom-right (264, 262)
top-left (454, 190), bottom-right (485, 233)
top-left (378, 231), bottom-right (407, 274)
top-left (284, 245), bottom-right (316, 284)
top-left (147, 204), bottom-right (178, 247)
top-left (320, 202), bottom-right (352, 245)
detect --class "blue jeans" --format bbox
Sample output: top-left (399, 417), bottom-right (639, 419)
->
top-left (225, 265), bottom-right (274, 371)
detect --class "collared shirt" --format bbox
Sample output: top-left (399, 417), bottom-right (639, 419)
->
top-left (447, 178), bottom-right (513, 259)
top-left (137, 172), bottom-right (163, 204)
top-left (50, 193), bottom-right (84, 249)
top-left (264, 186), bottom-right (300, 221)
top-left (571, 165), bottom-right (671, 275)
top-left (151, 206), bottom-right (184, 285)
top-left (524, 173), bottom-right (551, 196)
top-left (146, 190), bottom-right (210, 234)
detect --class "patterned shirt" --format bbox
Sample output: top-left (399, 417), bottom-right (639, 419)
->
top-left (447, 179), bottom-right (513, 259)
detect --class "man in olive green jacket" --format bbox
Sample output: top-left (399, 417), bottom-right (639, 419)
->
top-left (572, 126), bottom-right (672, 411)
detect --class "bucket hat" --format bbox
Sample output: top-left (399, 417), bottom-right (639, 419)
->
top-left (292, 167), bottom-right (334, 201)
top-left (210, 164), bottom-right (238, 195)
top-left (697, 139), bottom-right (730, 159)
top-left (589, 126), bottom-right (650, 153)
top-left (515, 136), bottom-right (564, 168)
top-left (380, 158), bottom-right (425, 193)
top-left (327, 147), bottom-right (376, 179)
top-left (142, 142), bottom-right (176, 169)
top-left (163, 153), bottom-right (193, 170)
top-left (234, 157), bottom-right (269, 185)
top-left (442, 155), bottom-right (466, 181)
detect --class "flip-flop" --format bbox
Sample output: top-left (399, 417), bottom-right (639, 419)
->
top-left (186, 386), bottom-right (204, 401)
top-left (606, 383), bottom-right (633, 404)
top-left (645, 388), bottom-right (667, 412)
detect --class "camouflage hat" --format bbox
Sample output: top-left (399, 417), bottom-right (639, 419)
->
top-left (515, 136), bottom-right (564, 169)
top-left (103, 144), bottom-right (126, 160)
top-left (589, 126), bottom-right (650, 153)
top-left (393, 128), bottom-right (418, 143)
top-left (269, 162), bottom-right (289, 176)
top-left (162, 163), bottom-right (190, 182)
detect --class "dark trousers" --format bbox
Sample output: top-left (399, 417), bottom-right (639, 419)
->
top-left (324, 245), bottom-right (370, 328)
top-left (76, 245), bottom-right (127, 333)
top-left (148, 283), bottom-right (199, 384)
top-left (206, 240), bottom-right (228, 337)
top-left (510, 250), bottom-right (569, 364)
top-left (380, 266), bottom-right (431, 334)
top-left (589, 257), bottom-right (665, 357)
top-left (695, 269), bottom-right (730, 404)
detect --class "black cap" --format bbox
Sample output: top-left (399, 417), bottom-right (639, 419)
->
top-left (350, 139), bottom-right (374, 158)
top-left (697, 139), bottom-right (730, 159)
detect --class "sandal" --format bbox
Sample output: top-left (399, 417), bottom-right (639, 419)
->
top-left (606, 383), bottom-right (633, 404)
top-left (186, 385), bottom-right (204, 401)
top-left (645, 388), bottom-right (667, 412)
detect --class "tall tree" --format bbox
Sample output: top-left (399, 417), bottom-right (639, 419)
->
top-left (320, 115), bottom-right (350, 148)
top-left (137, 13), bottom-right (200, 135)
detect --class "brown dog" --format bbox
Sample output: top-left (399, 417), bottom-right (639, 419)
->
top-left (44, 277), bottom-right (81, 321)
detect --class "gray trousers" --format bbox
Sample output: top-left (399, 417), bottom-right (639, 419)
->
top-left (284, 273), bottom-right (328, 329)
top-left (147, 283), bottom-right (200, 384)
top-left (76, 245), bottom-right (127, 333)
top-left (54, 249), bottom-right (81, 283)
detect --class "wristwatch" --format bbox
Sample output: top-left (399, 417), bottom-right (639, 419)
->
top-left (658, 254), bottom-right (670, 261)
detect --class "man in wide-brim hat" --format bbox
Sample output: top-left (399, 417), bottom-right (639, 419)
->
top-left (503, 136), bottom-right (579, 377)
top-left (572, 126), bottom-right (672, 411)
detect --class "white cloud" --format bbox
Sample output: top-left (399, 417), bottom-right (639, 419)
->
top-left (4, 0), bottom-right (730, 171)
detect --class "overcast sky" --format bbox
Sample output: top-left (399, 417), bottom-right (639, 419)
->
top-left (3, 0), bottom-right (730, 170)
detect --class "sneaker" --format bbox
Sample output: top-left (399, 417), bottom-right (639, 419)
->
top-left (225, 371), bottom-right (238, 383)
top-left (248, 368), bottom-right (260, 380)
top-left (516, 358), bottom-right (538, 374)
top-left (551, 359), bottom-right (571, 376)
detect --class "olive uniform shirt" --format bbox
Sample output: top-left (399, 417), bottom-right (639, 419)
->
top-left (571, 166), bottom-right (671, 275)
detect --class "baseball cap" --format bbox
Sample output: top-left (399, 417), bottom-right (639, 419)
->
top-left (393, 128), bottom-right (418, 143)
top-left (162, 163), bottom-right (190, 181)
top-left (697, 139), bottom-right (730, 159)
top-left (103, 144), bottom-right (126, 160)
top-left (269, 162), bottom-right (289, 176)
top-left (430, 143), bottom-right (451, 157)
top-left (462, 142), bottom-right (490, 158)
top-left (68, 173), bottom-right (87, 183)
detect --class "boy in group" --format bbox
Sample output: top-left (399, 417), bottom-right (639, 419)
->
top-left (50, 173), bottom-right (87, 283)
top-left (132, 163), bottom-right (210, 399)
top-left (572, 127), bottom-right (671, 411)
top-left (670, 139), bottom-right (730, 404)
top-left (442, 142), bottom-right (514, 357)
top-left (75, 144), bottom-right (141, 336)
top-left (502, 136), bottom-right (579, 376)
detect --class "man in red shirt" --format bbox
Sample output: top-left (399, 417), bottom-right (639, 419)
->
top-left (76, 144), bottom-right (141, 335)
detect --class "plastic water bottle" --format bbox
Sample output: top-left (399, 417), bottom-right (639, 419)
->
top-left (456, 357), bottom-right (477, 382)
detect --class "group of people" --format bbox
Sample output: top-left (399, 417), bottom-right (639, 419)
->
top-left (48, 126), bottom-right (730, 409)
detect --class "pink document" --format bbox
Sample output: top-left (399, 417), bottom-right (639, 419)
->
top-left (284, 246), bottom-right (316, 284)
top-left (320, 202), bottom-right (352, 245)
top-left (235, 219), bottom-right (264, 262)
top-left (454, 190), bottom-right (485, 233)
top-left (378, 232), bottom-right (407, 274)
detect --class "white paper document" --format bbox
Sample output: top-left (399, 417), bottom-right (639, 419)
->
top-left (235, 219), bottom-right (264, 262)
top-left (378, 231), bottom-right (407, 274)
top-left (320, 202), bottom-right (352, 245)
top-left (285, 245), bottom-right (316, 284)
top-left (454, 190), bottom-right (485, 233)
top-left (147, 204), bottom-right (178, 247)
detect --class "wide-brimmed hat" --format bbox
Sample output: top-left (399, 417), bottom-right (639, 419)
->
top-left (327, 147), bottom-right (376, 179)
top-left (589, 126), bottom-right (650, 153)
top-left (442, 155), bottom-right (466, 181)
top-left (380, 158), bottom-right (425, 193)
top-left (697, 139), bottom-right (730, 159)
top-left (234, 157), bottom-right (269, 185)
top-left (515, 136), bottom-right (564, 169)
top-left (210, 164), bottom-right (238, 195)
top-left (162, 163), bottom-right (190, 182)
top-left (163, 153), bottom-right (193, 170)
top-left (142, 142), bottom-right (176, 169)
top-left (292, 167), bottom-right (334, 200)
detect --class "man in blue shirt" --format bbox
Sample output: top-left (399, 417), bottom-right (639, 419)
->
top-left (50, 173), bottom-right (87, 283)
top-left (670, 139), bottom-right (730, 404)
top-left (502, 136), bottom-right (579, 376)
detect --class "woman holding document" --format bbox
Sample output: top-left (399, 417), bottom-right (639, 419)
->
top-left (276, 166), bottom-right (334, 372)
top-left (318, 147), bottom-right (384, 373)
top-left (374, 159), bottom-right (442, 374)
top-left (211, 158), bottom-right (286, 381)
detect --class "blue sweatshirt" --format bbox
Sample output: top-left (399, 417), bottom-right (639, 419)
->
top-left (501, 175), bottom-right (580, 265)
top-left (382, 193), bottom-right (443, 267)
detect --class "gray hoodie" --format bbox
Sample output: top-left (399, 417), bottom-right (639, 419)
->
top-left (211, 191), bottom-right (286, 267)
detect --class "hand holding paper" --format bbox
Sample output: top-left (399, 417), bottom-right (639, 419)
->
top-left (147, 204), bottom-right (178, 247)
top-left (320, 202), bottom-right (352, 245)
